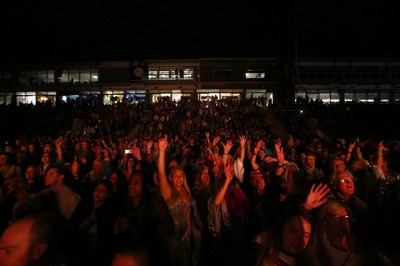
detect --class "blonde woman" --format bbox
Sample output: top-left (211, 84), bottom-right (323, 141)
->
top-left (158, 135), bottom-right (192, 266)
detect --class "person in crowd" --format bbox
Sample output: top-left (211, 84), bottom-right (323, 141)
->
top-left (251, 139), bottom-right (276, 173)
top-left (75, 139), bottom-right (96, 177)
top-left (24, 142), bottom-right (41, 167)
top-left (345, 138), bottom-right (363, 165)
top-left (328, 157), bottom-right (347, 181)
top-left (121, 154), bottom-right (137, 182)
top-left (100, 147), bottom-right (114, 179)
top-left (349, 158), bottom-right (378, 205)
top-left (25, 164), bottom-right (45, 193)
top-left (0, 176), bottom-right (31, 234)
top-left (329, 170), bottom-right (370, 235)
top-left (109, 168), bottom-right (128, 205)
top-left (70, 157), bottom-right (109, 198)
top-left (366, 141), bottom-right (400, 256)
top-left (158, 135), bottom-right (192, 266)
top-left (114, 170), bottom-right (174, 266)
top-left (0, 152), bottom-right (22, 180)
top-left (254, 204), bottom-right (321, 266)
top-left (222, 135), bottom-right (247, 184)
top-left (315, 198), bottom-right (394, 266)
top-left (111, 244), bottom-right (150, 266)
top-left (248, 169), bottom-right (269, 233)
top-left (0, 212), bottom-right (69, 266)
top-left (191, 163), bottom-right (216, 266)
top-left (34, 165), bottom-right (81, 221)
top-left (37, 152), bottom-right (56, 178)
top-left (299, 152), bottom-right (325, 190)
top-left (207, 164), bottom-right (251, 266)
top-left (70, 178), bottom-right (118, 266)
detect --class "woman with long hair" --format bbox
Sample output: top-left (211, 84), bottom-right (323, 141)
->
top-left (158, 135), bottom-right (192, 266)
top-left (257, 205), bottom-right (321, 266)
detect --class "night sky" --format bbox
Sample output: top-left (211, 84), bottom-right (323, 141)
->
top-left (1, 1), bottom-right (400, 64)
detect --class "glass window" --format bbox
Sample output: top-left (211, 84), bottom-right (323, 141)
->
top-left (355, 92), bottom-right (367, 103)
top-left (213, 69), bottom-right (233, 79)
top-left (16, 91), bottom-right (36, 105)
top-left (245, 69), bottom-right (265, 79)
top-left (159, 70), bottom-right (170, 80)
top-left (184, 68), bottom-right (194, 79)
top-left (306, 91), bottom-right (319, 101)
top-left (37, 71), bottom-right (48, 85)
top-left (381, 92), bottom-right (390, 103)
top-left (319, 92), bottom-right (331, 103)
top-left (148, 70), bottom-right (158, 80)
top-left (330, 92), bottom-right (340, 103)
top-left (91, 69), bottom-right (98, 83)
top-left (69, 70), bottom-right (79, 84)
top-left (80, 72), bottom-right (91, 84)
top-left (366, 92), bottom-right (378, 103)
top-left (394, 92), bottom-right (400, 103)
top-left (344, 92), bottom-right (354, 103)
top-left (0, 93), bottom-right (6, 105)
top-left (61, 95), bottom-right (79, 102)
top-left (295, 92), bottom-right (306, 102)
top-left (37, 91), bottom-right (56, 106)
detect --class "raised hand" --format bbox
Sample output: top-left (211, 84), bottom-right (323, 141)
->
top-left (303, 183), bottom-right (330, 211)
top-left (275, 141), bottom-right (285, 163)
top-left (224, 164), bottom-right (235, 184)
top-left (159, 135), bottom-right (168, 152)
top-left (378, 140), bottom-right (387, 153)
top-left (147, 140), bottom-right (154, 150)
top-left (131, 144), bottom-right (142, 160)
top-left (212, 136), bottom-right (221, 147)
top-left (239, 135), bottom-right (247, 148)
top-left (222, 139), bottom-right (233, 154)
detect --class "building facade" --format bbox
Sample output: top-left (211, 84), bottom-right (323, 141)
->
top-left (295, 58), bottom-right (400, 104)
top-left (1, 57), bottom-right (400, 106)
top-left (0, 58), bottom-right (293, 106)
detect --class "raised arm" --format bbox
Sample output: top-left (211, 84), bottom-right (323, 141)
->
top-left (275, 139), bottom-right (285, 176)
top-left (55, 137), bottom-right (64, 163)
top-left (144, 140), bottom-right (154, 164)
top-left (345, 140), bottom-right (356, 162)
top-left (377, 140), bottom-right (386, 169)
top-left (213, 164), bottom-right (235, 206)
top-left (158, 135), bottom-right (172, 201)
top-left (238, 135), bottom-right (246, 163)
top-left (222, 139), bottom-right (233, 166)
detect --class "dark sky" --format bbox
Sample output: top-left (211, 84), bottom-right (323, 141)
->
top-left (1, 1), bottom-right (400, 64)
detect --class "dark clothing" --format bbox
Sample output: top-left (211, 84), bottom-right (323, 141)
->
top-left (116, 190), bottom-right (174, 266)
top-left (70, 197), bottom-right (119, 266)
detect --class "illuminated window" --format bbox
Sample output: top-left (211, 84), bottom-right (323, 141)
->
top-left (59, 69), bottom-right (98, 84)
top-left (16, 91), bottom-right (36, 105)
top-left (148, 70), bottom-right (158, 80)
top-left (245, 69), bottom-right (265, 79)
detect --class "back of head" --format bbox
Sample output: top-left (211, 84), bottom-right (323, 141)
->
top-left (350, 158), bottom-right (371, 177)
top-left (23, 212), bottom-right (66, 265)
top-left (112, 244), bottom-right (149, 266)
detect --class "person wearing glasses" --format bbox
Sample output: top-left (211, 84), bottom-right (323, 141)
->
top-left (329, 170), bottom-right (369, 235)
top-left (316, 199), bottom-right (394, 266)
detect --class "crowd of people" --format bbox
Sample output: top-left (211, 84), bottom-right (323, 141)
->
top-left (0, 96), bottom-right (399, 266)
